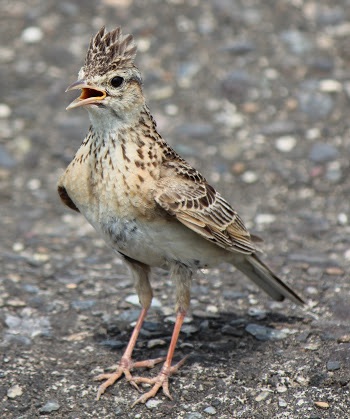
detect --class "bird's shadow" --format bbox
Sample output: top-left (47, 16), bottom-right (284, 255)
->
top-left (94, 309), bottom-right (305, 367)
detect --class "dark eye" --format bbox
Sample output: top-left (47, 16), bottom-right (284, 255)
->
top-left (110, 76), bottom-right (124, 88)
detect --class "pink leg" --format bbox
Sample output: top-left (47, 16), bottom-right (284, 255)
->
top-left (131, 310), bottom-right (188, 406)
top-left (94, 307), bottom-right (164, 400)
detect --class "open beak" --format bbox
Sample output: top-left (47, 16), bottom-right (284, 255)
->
top-left (65, 79), bottom-right (107, 110)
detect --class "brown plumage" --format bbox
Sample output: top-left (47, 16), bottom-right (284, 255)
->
top-left (58, 26), bottom-right (304, 406)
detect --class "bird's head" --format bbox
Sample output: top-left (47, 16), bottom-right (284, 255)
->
top-left (66, 27), bottom-right (144, 124)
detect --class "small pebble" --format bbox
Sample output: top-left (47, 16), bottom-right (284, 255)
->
top-left (12, 242), bottom-right (24, 252)
top-left (245, 324), bottom-right (289, 341)
top-left (71, 300), bottom-right (96, 310)
top-left (309, 143), bottom-right (339, 163)
top-left (306, 128), bottom-right (320, 140)
top-left (275, 136), bottom-right (297, 152)
top-left (164, 104), bottom-right (178, 116)
top-left (326, 161), bottom-right (342, 183)
top-left (260, 120), bottom-right (296, 136)
top-left (344, 249), bottom-right (350, 261)
top-left (337, 213), bottom-right (348, 225)
top-left (21, 26), bottom-right (43, 43)
top-left (314, 401), bottom-right (329, 409)
top-left (118, 309), bottom-right (140, 324)
top-left (0, 103), bottom-right (11, 118)
top-left (325, 266), bottom-right (344, 276)
top-left (278, 398), bottom-right (287, 407)
top-left (255, 214), bottom-right (276, 225)
top-left (181, 324), bottom-right (199, 335)
top-left (203, 406), bottom-right (216, 415)
top-left (281, 29), bottom-right (312, 54)
top-left (185, 413), bottom-right (203, 419)
top-left (276, 384), bottom-right (288, 393)
top-left (165, 315), bottom-right (192, 324)
top-left (304, 343), bottom-right (320, 351)
top-left (7, 384), bottom-right (23, 399)
top-left (6, 299), bottom-right (26, 307)
top-left (147, 339), bottom-right (166, 349)
top-left (326, 361), bottom-right (340, 371)
top-left (255, 391), bottom-right (270, 402)
top-left (146, 399), bottom-right (162, 409)
top-left (206, 304), bottom-right (218, 314)
top-left (305, 286), bottom-right (318, 295)
top-left (297, 331), bottom-right (311, 342)
top-left (338, 335), bottom-right (350, 343)
top-left (125, 294), bottom-right (140, 306)
top-left (247, 307), bottom-right (267, 320)
top-left (241, 171), bottom-right (258, 184)
top-left (298, 91), bottom-right (334, 120)
top-left (221, 325), bottom-right (244, 337)
top-left (295, 376), bottom-right (308, 385)
top-left (100, 339), bottom-right (124, 349)
top-left (27, 178), bottom-right (41, 191)
top-left (319, 79), bottom-right (342, 93)
top-left (39, 400), bottom-right (60, 413)
top-left (125, 294), bottom-right (162, 308)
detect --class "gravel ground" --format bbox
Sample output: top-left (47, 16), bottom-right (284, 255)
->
top-left (1, 1), bottom-right (350, 418)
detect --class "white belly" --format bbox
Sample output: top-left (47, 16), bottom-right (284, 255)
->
top-left (88, 214), bottom-right (233, 269)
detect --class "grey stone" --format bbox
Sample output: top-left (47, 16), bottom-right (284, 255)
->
top-left (260, 120), bottom-right (298, 136)
top-left (281, 30), bottom-right (313, 55)
top-left (99, 339), bottom-right (124, 349)
top-left (309, 143), bottom-right (339, 163)
top-left (118, 309), bottom-right (141, 324)
top-left (39, 400), bottom-right (60, 413)
top-left (298, 91), bottom-right (334, 120)
top-left (326, 361), bottom-right (340, 371)
top-left (222, 290), bottom-right (246, 300)
top-left (245, 324), bottom-right (289, 341)
top-left (71, 299), bottom-right (96, 310)
top-left (203, 406), bottom-right (217, 415)
top-left (247, 307), bottom-right (267, 320)
top-left (316, 7), bottom-right (344, 26)
top-left (5, 312), bottom-right (51, 340)
top-left (146, 399), bottom-right (162, 409)
top-left (221, 325), bottom-right (244, 337)
top-left (221, 70), bottom-right (255, 103)
top-left (0, 145), bottom-right (16, 168)
top-left (185, 413), bottom-right (203, 419)
top-left (222, 40), bottom-right (255, 55)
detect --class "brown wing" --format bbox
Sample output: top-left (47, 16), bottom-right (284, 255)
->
top-left (155, 159), bottom-right (257, 254)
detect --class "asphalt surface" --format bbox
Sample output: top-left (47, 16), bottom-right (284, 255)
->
top-left (1, 1), bottom-right (349, 418)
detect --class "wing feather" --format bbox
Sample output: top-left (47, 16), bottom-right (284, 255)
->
top-left (155, 159), bottom-right (257, 254)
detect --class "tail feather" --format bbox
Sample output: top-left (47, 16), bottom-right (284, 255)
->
top-left (235, 254), bottom-right (304, 306)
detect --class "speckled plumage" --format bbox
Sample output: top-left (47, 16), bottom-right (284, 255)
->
top-left (58, 26), bottom-right (303, 406)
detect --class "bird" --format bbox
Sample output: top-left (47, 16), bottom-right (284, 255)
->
top-left (58, 26), bottom-right (304, 406)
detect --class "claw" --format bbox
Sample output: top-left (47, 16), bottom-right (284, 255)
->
top-left (94, 356), bottom-right (166, 400)
top-left (131, 355), bottom-right (189, 406)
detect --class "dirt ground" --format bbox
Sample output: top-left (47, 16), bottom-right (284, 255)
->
top-left (1, 1), bottom-right (350, 418)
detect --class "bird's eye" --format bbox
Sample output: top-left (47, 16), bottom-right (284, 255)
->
top-left (110, 76), bottom-right (124, 88)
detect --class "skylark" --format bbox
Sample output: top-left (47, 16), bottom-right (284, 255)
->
top-left (58, 26), bottom-right (303, 406)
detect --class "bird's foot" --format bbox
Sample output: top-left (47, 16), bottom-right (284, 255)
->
top-left (131, 355), bottom-right (188, 407)
top-left (94, 356), bottom-right (165, 400)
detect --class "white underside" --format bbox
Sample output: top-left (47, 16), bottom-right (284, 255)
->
top-left (87, 213), bottom-right (238, 270)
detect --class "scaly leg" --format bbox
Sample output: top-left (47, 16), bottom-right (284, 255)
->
top-left (94, 307), bottom-right (164, 399)
top-left (131, 263), bottom-right (192, 406)
top-left (95, 257), bottom-right (164, 399)
top-left (131, 311), bottom-right (188, 406)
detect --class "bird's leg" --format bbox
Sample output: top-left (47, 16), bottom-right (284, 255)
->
top-left (131, 263), bottom-right (192, 406)
top-left (95, 258), bottom-right (164, 399)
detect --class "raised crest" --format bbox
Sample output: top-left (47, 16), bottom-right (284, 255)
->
top-left (83, 26), bottom-right (137, 76)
